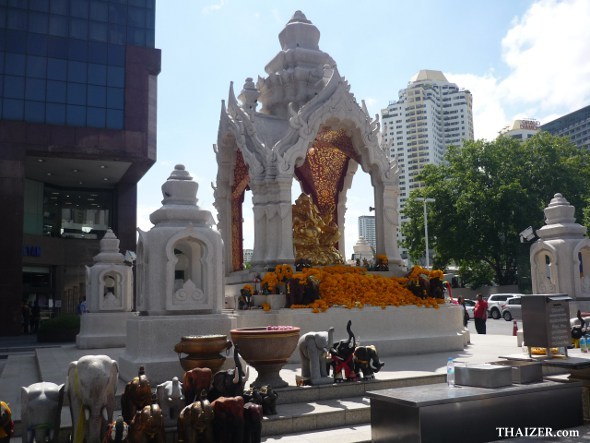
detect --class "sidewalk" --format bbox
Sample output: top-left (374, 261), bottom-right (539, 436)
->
top-left (2, 331), bottom-right (590, 442)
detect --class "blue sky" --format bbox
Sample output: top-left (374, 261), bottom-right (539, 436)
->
top-left (138, 0), bottom-right (590, 259)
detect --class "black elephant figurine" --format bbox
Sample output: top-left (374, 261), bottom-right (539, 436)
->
top-left (353, 345), bottom-right (385, 380)
top-left (208, 345), bottom-right (248, 402)
top-left (241, 387), bottom-right (263, 405)
top-left (259, 386), bottom-right (278, 416)
top-left (329, 320), bottom-right (359, 382)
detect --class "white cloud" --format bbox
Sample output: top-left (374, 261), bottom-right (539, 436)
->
top-left (499, 0), bottom-right (590, 112)
top-left (447, 0), bottom-right (590, 141)
top-left (202, 0), bottom-right (225, 15)
top-left (446, 72), bottom-right (506, 141)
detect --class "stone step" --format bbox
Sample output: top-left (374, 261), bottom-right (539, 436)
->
top-left (262, 395), bottom-right (370, 437)
top-left (261, 373), bottom-right (444, 437)
top-left (274, 372), bottom-right (445, 404)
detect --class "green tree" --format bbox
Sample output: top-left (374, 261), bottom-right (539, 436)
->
top-left (401, 132), bottom-right (590, 288)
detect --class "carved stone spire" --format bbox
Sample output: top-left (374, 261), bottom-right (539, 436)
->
top-left (257, 11), bottom-right (335, 119)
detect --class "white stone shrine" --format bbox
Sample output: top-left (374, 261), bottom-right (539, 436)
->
top-left (118, 165), bottom-right (234, 382)
top-left (214, 10), bottom-right (403, 275)
top-left (90, 12), bottom-right (467, 384)
top-left (530, 193), bottom-right (590, 311)
top-left (76, 229), bottom-right (136, 348)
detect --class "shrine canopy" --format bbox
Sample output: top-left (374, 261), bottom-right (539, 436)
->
top-left (213, 10), bottom-right (403, 275)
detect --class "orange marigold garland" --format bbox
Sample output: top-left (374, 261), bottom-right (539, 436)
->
top-left (258, 264), bottom-right (446, 312)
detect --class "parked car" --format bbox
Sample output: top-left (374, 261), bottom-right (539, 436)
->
top-left (500, 296), bottom-right (522, 321)
top-left (485, 293), bottom-right (524, 319)
top-left (463, 299), bottom-right (476, 319)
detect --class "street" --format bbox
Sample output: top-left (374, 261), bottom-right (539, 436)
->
top-left (467, 316), bottom-right (520, 336)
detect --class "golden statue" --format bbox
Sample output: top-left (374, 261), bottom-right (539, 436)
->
top-left (292, 194), bottom-right (344, 266)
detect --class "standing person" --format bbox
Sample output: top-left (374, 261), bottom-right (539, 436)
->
top-left (31, 301), bottom-right (41, 333)
top-left (473, 293), bottom-right (488, 334)
top-left (21, 302), bottom-right (30, 334)
top-left (78, 296), bottom-right (88, 315)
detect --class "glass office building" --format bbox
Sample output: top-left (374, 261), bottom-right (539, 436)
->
top-left (0, 1), bottom-right (161, 334)
top-left (541, 105), bottom-right (590, 151)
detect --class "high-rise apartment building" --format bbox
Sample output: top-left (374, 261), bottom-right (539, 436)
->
top-left (381, 70), bottom-right (474, 259)
top-left (541, 105), bottom-right (590, 150)
top-left (358, 215), bottom-right (376, 251)
top-left (0, 1), bottom-right (160, 334)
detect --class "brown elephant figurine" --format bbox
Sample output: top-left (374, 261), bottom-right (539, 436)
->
top-left (211, 396), bottom-right (245, 443)
top-left (128, 404), bottom-right (165, 443)
top-left (102, 416), bottom-right (129, 443)
top-left (177, 390), bottom-right (214, 443)
top-left (243, 402), bottom-right (262, 443)
top-left (122, 366), bottom-right (153, 423)
top-left (182, 367), bottom-right (212, 405)
top-left (0, 401), bottom-right (14, 443)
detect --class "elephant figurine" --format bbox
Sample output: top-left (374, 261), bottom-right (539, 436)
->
top-left (354, 345), bottom-right (385, 380)
top-left (209, 346), bottom-right (248, 402)
top-left (329, 320), bottom-right (359, 383)
top-left (177, 391), bottom-right (215, 443)
top-left (103, 416), bottom-right (129, 443)
top-left (211, 396), bottom-right (245, 443)
top-left (156, 377), bottom-right (184, 428)
top-left (182, 367), bottom-right (212, 405)
top-left (121, 366), bottom-right (152, 423)
top-left (243, 402), bottom-right (263, 443)
top-left (0, 401), bottom-right (14, 443)
top-left (21, 382), bottom-right (64, 443)
top-left (66, 355), bottom-right (119, 443)
top-left (128, 404), bottom-right (165, 443)
top-left (298, 326), bottom-right (334, 385)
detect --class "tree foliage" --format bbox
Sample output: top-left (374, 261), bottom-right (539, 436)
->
top-left (401, 132), bottom-right (590, 287)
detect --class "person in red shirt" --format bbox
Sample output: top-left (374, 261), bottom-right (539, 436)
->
top-left (473, 293), bottom-right (488, 334)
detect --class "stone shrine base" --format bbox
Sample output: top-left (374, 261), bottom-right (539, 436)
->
top-left (76, 312), bottom-right (138, 349)
top-left (116, 304), bottom-right (466, 384)
top-left (118, 313), bottom-right (236, 383)
top-left (235, 304), bottom-right (468, 362)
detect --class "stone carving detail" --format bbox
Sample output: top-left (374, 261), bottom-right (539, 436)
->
top-left (173, 280), bottom-right (206, 306)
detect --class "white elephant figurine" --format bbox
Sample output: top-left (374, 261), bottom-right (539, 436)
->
top-left (65, 355), bottom-right (119, 443)
top-left (155, 377), bottom-right (184, 428)
top-left (21, 382), bottom-right (64, 443)
top-left (298, 327), bottom-right (334, 385)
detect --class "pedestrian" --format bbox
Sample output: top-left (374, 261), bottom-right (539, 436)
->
top-left (78, 296), bottom-right (88, 315)
top-left (473, 293), bottom-right (488, 334)
top-left (21, 302), bottom-right (30, 334)
top-left (31, 300), bottom-right (41, 333)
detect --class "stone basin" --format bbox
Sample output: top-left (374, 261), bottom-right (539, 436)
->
top-left (230, 326), bottom-right (300, 388)
top-left (455, 364), bottom-right (512, 388)
top-left (174, 334), bottom-right (232, 356)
